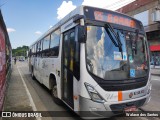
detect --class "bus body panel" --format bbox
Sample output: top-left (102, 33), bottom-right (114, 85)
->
top-left (78, 94), bottom-right (150, 118)
top-left (73, 76), bottom-right (80, 111)
top-left (42, 58), bottom-right (51, 87)
top-left (37, 57), bottom-right (43, 83)
top-left (33, 56), bottom-right (61, 90)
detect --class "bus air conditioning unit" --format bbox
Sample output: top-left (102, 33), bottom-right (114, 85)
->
top-left (152, 9), bottom-right (160, 22)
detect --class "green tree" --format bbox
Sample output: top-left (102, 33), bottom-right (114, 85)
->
top-left (12, 45), bottom-right (29, 57)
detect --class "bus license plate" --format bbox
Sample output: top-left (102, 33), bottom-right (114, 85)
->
top-left (124, 106), bottom-right (137, 112)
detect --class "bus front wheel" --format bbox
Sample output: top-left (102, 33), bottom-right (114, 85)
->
top-left (51, 80), bottom-right (62, 105)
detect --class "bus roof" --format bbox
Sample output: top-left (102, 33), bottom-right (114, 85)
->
top-left (30, 5), bottom-right (143, 47)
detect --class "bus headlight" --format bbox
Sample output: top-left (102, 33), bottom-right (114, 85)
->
top-left (85, 83), bottom-right (105, 103)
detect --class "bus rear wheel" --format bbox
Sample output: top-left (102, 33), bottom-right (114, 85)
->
top-left (51, 81), bottom-right (62, 105)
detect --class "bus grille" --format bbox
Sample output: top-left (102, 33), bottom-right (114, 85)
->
top-left (92, 76), bottom-right (148, 91)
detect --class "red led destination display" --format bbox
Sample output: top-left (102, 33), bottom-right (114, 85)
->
top-left (94, 11), bottom-right (136, 28)
top-left (84, 6), bottom-right (141, 29)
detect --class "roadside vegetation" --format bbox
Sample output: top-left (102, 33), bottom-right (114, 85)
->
top-left (12, 45), bottom-right (29, 57)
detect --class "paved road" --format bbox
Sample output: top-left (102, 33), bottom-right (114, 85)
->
top-left (5, 61), bottom-right (160, 120)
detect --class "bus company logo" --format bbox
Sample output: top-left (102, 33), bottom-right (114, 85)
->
top-left (129, 92), bottom-right (133, 98)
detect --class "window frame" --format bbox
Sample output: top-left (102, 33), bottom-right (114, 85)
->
top-left (49, 29), bottom-right (61, 57)
top-left (42, 34), bottom-right (51, 57)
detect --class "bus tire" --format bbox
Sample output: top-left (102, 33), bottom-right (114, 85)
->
top-left (31, 67), bottom-right (35, 80)
top-left (51, 79), bottom-right (62, 105)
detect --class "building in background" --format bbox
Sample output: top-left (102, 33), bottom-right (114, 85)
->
top-left (117, 0), bottom-right (160, 68)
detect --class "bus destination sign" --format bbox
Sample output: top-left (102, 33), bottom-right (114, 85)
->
top-left (94, 11), bottom-right (136, 28)
top-left (84, 6), bottom-right (140, 29)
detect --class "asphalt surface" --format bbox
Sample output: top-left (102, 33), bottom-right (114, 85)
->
top-left (3, 61), bottom-right (160, 120)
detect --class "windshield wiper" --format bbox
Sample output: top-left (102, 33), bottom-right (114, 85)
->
top-left (105, 28), bottom-right (118, 47)
top-left (105, 23), bottom-right (123, 58)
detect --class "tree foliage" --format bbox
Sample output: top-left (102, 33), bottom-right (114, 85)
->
top-left (12, 45), bottom-right (29, 57)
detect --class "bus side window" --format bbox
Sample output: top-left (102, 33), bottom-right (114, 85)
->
top-left (36, 43), bottom-right (38, 57)
top-left (41, 39), bottom-right (44, 57)
top-left (33, 44), bottom-right (36, 57)
top-left (37, 41), bottom-right (41, 57)
top-left (50, 29), bottom-right (60, 57)
top-left (42, 35), bottom-right (50, 57)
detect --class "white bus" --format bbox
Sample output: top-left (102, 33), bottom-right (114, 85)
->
top-left (29, 6), bottom-right (151, 118)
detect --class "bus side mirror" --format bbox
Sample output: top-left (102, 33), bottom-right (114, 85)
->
top-left (78, 26), bottom-right (86, 43)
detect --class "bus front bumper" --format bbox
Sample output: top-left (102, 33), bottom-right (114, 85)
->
top-left (78, 93), bottom-right (151, 118)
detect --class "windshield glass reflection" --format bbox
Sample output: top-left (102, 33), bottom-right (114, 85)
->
top-left (86, 26), bottom-right (148, 80)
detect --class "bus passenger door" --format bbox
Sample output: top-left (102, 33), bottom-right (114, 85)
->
top-left (62, 29), bottom-right (76, 109)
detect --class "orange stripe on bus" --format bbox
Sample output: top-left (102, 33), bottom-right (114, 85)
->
top-left (118, 91), bottom-right (122, 101)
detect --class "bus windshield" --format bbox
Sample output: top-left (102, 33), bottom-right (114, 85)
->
top-left (86, 25), bottom-right (149, 80)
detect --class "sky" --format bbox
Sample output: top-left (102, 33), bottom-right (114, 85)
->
top-left (0, 0), bottom-right (135, 49)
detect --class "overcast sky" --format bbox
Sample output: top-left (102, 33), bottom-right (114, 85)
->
top-left (0, 0), bottom-right (135, 48)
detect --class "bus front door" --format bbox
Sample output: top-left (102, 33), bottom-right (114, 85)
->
top-left (62, 29), bottom-right (76, 109)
